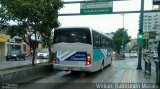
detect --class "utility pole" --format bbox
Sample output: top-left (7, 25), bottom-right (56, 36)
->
top-left (122, 13), bottom-right (124, 29)
top-left (137, 0), bottom-right (144, 70)
top-left (122, 13), bottom-right (125, 57)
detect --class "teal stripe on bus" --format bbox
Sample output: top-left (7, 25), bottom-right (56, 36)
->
top-left (93, 49), bottom-right (105, 61)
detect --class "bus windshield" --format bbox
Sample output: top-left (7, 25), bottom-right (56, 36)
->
top-left (53, 28), bottom-right (91, 44)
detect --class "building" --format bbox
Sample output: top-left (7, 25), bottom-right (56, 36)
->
top-left (0, 25), bottom-right (43, 59)
top-left (7, 36), bottom-right (26, 55)
top-left (143, 12), bottom-right (160, 33)
top-left (143, 12), bottom-right (160, 51)
top-left (126, 39), bottom-right (138, 52)
top-left (0, 34), bottom-right (7, 57)
top-left (0, 28), bottom-right (26, 59)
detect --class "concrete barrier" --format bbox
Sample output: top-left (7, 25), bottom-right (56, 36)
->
top-left (0, 63), bottom-right (53, 83)
top-left (143, 57), bottom-right (151, 75)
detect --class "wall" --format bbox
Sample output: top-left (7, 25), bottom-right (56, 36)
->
top-left (0, 63), bottom-right (53, 83)
top-left (0, 42), bottom-right (5, 57)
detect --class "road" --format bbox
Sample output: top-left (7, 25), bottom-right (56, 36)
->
top-left (18, 55), bottom-right (158, 89)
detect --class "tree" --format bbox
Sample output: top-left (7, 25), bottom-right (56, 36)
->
top-left (113, 28), bottom-right (130, 53)
top-left (39, 21), bottom-right (60, 63)
top-left (0, 0), bottom-right (63, 66)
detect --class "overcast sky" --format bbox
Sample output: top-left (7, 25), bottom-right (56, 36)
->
top-left (58, 0), bottom-right (158, 39)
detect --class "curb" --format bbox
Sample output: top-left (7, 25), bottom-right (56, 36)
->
top-left (0, 63), bottom-right (53, 83)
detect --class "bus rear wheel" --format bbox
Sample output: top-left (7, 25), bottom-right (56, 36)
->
top-left (16, 57), bottom-right (19, 61)
top-left (101, 60), bottom-right (104, 71)
top-left (108, 57), bottom-right (112, 66)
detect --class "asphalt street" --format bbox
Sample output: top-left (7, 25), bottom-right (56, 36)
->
top-left (17, 53), bottom-right (158, 89)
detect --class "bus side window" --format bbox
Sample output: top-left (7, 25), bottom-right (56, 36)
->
top-left (93, 32), bottom-right (96, 48)
top-left (95, 33), bottom-right (99, 48)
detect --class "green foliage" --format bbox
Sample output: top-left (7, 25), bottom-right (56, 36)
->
top-left (0, 0), bottom-right (63, 46)
top-left (113, 28), bottom-right (130, 53)
top-left (0, 0), bottom-right (64, 65)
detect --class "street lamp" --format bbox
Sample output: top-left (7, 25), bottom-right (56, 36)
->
top-left (122, 13), bottom-right (124, 29)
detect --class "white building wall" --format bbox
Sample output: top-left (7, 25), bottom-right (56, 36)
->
top-left (143, 12), bottom-right (160, 51)
top-left (143, 12), bottom-right (160, 33)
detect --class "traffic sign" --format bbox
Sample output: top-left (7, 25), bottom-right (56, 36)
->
top-left (143, 32), bottom-right (149, 39)
top-left (149, 31), bottom-right (157, 39)
top-left (153, 0), bottom-right (160, 5)
top-left (80, 1), bottom-right (113, 14)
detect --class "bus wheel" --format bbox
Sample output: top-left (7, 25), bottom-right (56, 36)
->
top-left (109, 57), bottom-right (112, 66)
top-left (101, 60), bottom-right (104, 71)
top-left (16, 57), bottom-right (19, 61)
top-left (23, 57), bottom-right (26, 60)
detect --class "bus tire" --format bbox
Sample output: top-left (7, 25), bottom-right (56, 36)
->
top-left (101, 60), bottom-right (104, 71)
top-left (16, 57), bottom-right (19, 61)
top-left (109, 57), bottom-right (112, 66)
top-left (23, 57), bottom-right (26, 60)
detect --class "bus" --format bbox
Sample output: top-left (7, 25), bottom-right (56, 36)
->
top-left (52, 27), bottom-right (113, 72)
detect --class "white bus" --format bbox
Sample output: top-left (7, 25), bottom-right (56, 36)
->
top-left (52, 27), bottom-right (112, 72)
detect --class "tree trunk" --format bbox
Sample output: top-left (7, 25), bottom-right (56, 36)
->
top-left (32, 31), bottom-right (38, 66)
top-left (48, 44), bottom-right (52, 63)
top-left (32, 47), bottom-right (36, 66)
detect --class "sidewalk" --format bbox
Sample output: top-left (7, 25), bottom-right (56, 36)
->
top-left (110, 55), bottom-right (157, 84)
top-left (0, 57), bottom-right (5, 61)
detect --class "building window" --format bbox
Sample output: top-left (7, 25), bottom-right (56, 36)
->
top-left (154, 41), bottom-right (157, 44)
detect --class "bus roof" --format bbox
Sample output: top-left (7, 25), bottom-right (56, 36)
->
top-left (91, 28), bottom-right (112, 40)
top-left (55, 27), bottom-right (112, 40)
top-left (55, 26), bottom-right (90, 30)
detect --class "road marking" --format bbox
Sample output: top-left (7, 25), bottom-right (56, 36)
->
top-left (120, 70), bottom-right (133, 83)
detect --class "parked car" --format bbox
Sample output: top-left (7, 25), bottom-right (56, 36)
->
top-left (129, 51), bottom-right (138, 58)
top-left (6, 50), bottom-right (26, 61)
top-left (37, 49), bottom-right (49, 59)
